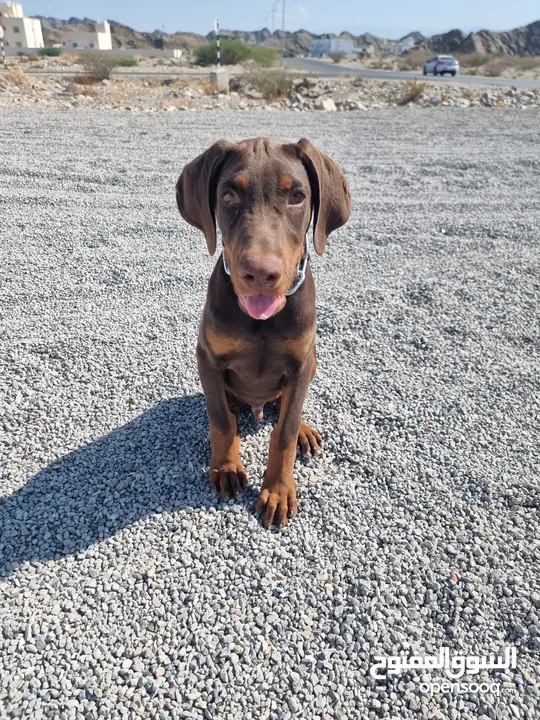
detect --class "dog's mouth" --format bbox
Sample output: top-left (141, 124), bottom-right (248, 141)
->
top-left (239, 294), bottom-right (285, 320)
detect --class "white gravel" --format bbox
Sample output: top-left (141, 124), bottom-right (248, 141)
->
top-left (1, 108), bottom-right (539, 719)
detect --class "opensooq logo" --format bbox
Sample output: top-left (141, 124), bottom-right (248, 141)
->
top-left (370, 646), bottom-right (517, 680)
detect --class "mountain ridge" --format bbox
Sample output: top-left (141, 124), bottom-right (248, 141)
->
top-left (34, 16), bottom-right (540, 56)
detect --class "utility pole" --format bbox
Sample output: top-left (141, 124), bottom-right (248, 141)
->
top-left (281, 0), bottom-right (285, 67)
top-left (215, 17), bottom-right (220, 68)
top-left (0, 15), bottom-right (6, 69)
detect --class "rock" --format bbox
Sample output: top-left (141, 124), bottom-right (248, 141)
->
top-left (246, 90), bottom-right (263, 100)
top-left (316, 97), bottom-right (337, 112)
top-left (481, 92), bottom-right (493, 106)
top-left (429, 97), bottom-right (441, 106)
top-left (287, 697), bottom-right (300, 713)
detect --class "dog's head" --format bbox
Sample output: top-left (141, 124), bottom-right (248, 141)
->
top-left (176, 137), bottom-right (350, 320)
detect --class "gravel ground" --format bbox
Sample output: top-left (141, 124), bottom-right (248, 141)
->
top-left (1, 108), bottom-right (539, 719)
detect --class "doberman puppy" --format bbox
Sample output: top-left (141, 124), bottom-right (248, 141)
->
top-left (176, 137), bottom-right (350, 527)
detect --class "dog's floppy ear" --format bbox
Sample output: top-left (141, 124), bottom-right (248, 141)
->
top-left (176, 140), bottom-right (234, 256)
top-left (296, 138), bottom-right (351, 255)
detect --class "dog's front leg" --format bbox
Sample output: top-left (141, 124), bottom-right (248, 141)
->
top-left (197, 343), bottom-right (247, 499)
top-left (256, 356), bottom-right (313, 527)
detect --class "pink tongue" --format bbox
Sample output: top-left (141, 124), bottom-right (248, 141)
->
top-left (244, 295), bottom-right (281, 320)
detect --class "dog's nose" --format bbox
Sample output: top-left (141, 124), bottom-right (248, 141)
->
top-left (239, 255), bottom-right (283, 288)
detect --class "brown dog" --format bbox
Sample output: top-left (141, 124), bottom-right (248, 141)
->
top-left (176, 137), bottom-right (350, 526)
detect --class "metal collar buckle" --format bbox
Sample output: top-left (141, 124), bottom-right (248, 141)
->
top-left (285, 238), bottom-right (309, 296)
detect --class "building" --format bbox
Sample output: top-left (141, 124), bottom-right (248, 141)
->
top-left (0, 2), bottom-right (44, 49)
top-left (311, 38), bottom-right (354, 58)
top-left (392, 35), bottom-right (417, 56)
top-left (60, 21), bottom-right (113, 51)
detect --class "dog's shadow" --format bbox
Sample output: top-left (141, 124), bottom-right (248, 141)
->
top-left (0, 393), bottom-right (272, 580)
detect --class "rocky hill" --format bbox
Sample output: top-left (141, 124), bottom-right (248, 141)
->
top-left (417, 21), bottom-right (540, 56)
top-left (35, 16), bottom-right (540, 56)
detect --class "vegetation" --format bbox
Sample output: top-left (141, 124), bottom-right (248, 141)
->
top-left (116, 57), bottom-right (139, 67)
top-left (81, 53), bottom-right (120, 81)
top-left (248, 45), bottom-right (279, 67)
top-left (242, 66), bottom-right (293, 101)
top-left (455, 53), bottom-right (486, 68)
top-left (38, 47), bottom-right (61, 57)
top-left (396, 50), bottom-right (430, 71)
top-left (5, 69), bottom-right (29, 86)
top-left (515, 56), bottom-right (540, 71)
top-left (398, 80), bottom-right (427, 105)
top-left (329, 52), bottom-right (345, 64)
top-left (195, 39), bottom-right (278, 67)
top-left (73, 74), bottom-right (98, 86)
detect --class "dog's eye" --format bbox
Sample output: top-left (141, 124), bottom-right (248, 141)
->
top-left (289, 190), bottom-right (305, 206)
top-left (222, 190), bottom-right (239, 206)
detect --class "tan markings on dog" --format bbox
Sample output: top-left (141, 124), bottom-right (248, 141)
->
top-left (279, 175), bottom-right (294, 191)
top-left (206, 328), bottom-right (247, 357)
top-left (279, 327), bottom-right (316, 363)
top-left (235, 174), bottom-right (249, 189)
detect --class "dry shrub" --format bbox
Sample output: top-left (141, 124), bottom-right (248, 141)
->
top-left (397, 49), bottom-right (430, 71)
top-left (5, 69), bottom-right (29, 87)
top-left (483, 56), bottom-right (513, 77)
top-left (515, 56), bottom-right (540, 72)
top-left (72, 86), bottom-right (99, 98)
top-left (329, 52), bottom-right (345, 64)
top-left (243, 67), bottom-right (293, 101)
top-left (398, 80), bottom-right (427, 105)
top-left (455, 53), bottom-right (486, 68)
top-left (73, 74), bottom-right (98, 86)
top-left (370, 60), bottom-right (393, 70)
top-left (27, 55), bottom-right (40, 63)
top-left (81, 53), bottom-right (119, 81)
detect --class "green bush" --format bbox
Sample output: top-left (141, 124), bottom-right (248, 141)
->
top-left (116, 57), bottom-right (138, 67)
top-left (38, 47), bottom-right (61, 57)
top-left (249, 46), bottom-right (279, 67)
top-left (195, 39), bottom-right (251, 66)
top-left (194, 40), bottom-right (278, 67)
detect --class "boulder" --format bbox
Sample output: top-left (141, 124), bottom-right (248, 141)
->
top-left (315, 97), bottom-right (337, 111)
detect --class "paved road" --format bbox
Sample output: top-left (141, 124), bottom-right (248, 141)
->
top-left (285, 57), bottom-right (540, 89)
top-left (21, 57), bottom-right (540, 88)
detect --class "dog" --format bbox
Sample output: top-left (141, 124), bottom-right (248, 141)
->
top-left (176, 137), bottom-right (350, 526)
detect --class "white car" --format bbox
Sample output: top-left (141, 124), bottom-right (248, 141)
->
top-left (423, 55), bottom-right (459, 77)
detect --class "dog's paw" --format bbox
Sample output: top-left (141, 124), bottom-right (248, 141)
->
top-left (256, 475), bottom-right (297, 528)
top-left (297, 423), bottom-right (323, 456)
top-left (210, 458), bottom-right (248, 500)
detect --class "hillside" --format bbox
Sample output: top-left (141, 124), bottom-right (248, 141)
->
top-left (34, 16), bottom-right (540, 56)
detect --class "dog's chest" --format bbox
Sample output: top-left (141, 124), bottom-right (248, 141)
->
top-left (205, 325), bottom-right (315, 404)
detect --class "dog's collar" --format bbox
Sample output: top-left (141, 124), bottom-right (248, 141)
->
top-left (285, 237), bottom-right (309, 296)
top-left (222, 237), bottom-right (309, 297)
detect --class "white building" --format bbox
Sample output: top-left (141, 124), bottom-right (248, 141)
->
top-left (0, 2), bottom-right (44, 49)
top-left (392, 35), bottom-right (417, 56)
top-left (311, 38), bottom-right (354, 58)
top-left (60, 21), bottom-right (113, 51)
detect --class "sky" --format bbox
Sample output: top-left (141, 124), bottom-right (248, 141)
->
top-left (20, 0), bottom-right (540, 38)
